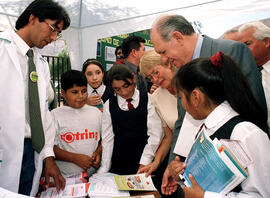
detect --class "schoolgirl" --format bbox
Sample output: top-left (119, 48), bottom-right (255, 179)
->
top-left (98, 64), bottom-right (163, 175)
top-left (82, 58), bottom-right (113, 111)
top-left (167, 51), bottom-right (270, 198)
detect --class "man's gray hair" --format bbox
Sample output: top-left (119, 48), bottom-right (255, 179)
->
top-left (239, 21), bottom-right (270, 41)
top-left (219, 28), bottom-right (238, 39)
top-left (153, 14), bottom-right (195, 41)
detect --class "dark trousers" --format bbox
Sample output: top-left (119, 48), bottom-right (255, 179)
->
top-left (18, 138), bottom-right (35, 195)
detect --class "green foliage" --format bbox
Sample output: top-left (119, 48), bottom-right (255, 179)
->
top-left (49, 47), bottom-right (71, 80)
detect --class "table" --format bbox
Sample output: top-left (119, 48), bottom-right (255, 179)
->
top-left (130, 191), bottom-right (161, 198)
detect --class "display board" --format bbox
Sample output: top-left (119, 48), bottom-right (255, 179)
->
top-left (96, 31), bottom-right (153, 71)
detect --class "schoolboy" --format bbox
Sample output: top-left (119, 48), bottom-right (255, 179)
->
top-left (52, 70), bottom-right (102, 176)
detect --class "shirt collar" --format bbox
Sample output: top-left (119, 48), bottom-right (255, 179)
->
top-left (262, 60), bottom-right (270, 73)
top-left (11, 30), bottom-right (30, 57)
top-left (117, 88), bottom-right (139, 105)
top-left (87, 83), bottom-right (105, 95)
top-left (204, 101), bottom-right (238, 131)
top-left (192, 34), bottom-right (203, 60)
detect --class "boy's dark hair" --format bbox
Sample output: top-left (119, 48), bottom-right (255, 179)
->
top-left (121, 35), bottom-right (145, 59)
top-left (115, 46), bottom-right (122, 56)
top-left (61, 70), bottom-right (87, 92)
top-left (106, 64), bottom-right (134, 87)
top-left (172, 53), bottom-right (268, 133)
top-left (82, 58), bottom-right (104, 74)
top-left (15, 0), bottom-right (70, 30)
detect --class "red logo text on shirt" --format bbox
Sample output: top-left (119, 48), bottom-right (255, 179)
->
top-left (60, 129), bottom-right (99, 143)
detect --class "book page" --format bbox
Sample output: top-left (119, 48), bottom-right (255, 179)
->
top-left (88, 173), bottom-right (130, 197)
top-left (114, 174), bottom-right (156, 191)
top-left (220, 139), bottom-right (253, 168)
top-left (40, 183), bottom-right (89, 198)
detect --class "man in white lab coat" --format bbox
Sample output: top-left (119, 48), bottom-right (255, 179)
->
top-left (0, 0), bottom-right (70, 196)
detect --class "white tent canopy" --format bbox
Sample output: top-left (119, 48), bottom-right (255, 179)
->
top-left (1, 0), bottom-right (270, 70)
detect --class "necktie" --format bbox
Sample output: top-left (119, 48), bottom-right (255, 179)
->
top-left (27, 49), bottom-right (45, 153)
top-left (126, 98), bottom-right (134, 110)
top-left (195, 123), bottom-right (205, 140)
top-left (92, 89), bottom-right (98, 94)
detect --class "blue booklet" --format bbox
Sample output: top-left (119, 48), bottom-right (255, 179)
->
top-left (181, 129), bottom-right (248, 195)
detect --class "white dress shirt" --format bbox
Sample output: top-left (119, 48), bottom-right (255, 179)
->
top-left (261, 60), bottom-right (270, 132)
top-left (87, 83), bottom-right (106, 98)
top-left (201, 102), bottom-right (270, 198)
top-left (98, 89), bottom-right (163, 173)
top-left (12, 30), bottom-right (32, 138)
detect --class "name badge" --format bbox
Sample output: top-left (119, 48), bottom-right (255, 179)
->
top-left (30, 71), bottom-right (38, 82)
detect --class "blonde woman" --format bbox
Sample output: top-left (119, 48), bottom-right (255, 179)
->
top-left (138, 49), bottom-right (178, 190)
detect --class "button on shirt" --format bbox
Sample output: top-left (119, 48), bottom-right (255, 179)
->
top-left (98, 89), bottom-right (164, 173)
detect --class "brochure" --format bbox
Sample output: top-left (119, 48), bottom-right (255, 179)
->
top-left (180, 129), bottom-right (252, 195)
top-left (88, 173), bottom-right (130, 197)
top-left (40, 183), bottom-right (90, 198)
top-left (114, 174), bottom-right (156, 191)
top-left (0, 187), bottom-right (34, 198)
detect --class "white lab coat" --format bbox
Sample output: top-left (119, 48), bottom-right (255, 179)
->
top-left (0, 30), bottom-right (55, 196)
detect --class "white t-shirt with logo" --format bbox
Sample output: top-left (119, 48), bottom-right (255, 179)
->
top-left (52, 105), bottom-right (102, 176)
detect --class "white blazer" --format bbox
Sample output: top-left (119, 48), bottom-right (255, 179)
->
top-left (0, 30), bottom-right (55, 196)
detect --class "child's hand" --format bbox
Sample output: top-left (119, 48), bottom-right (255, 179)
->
top-left (73, 154), bottom-right (92, 170)
top-left (86, 95), bottom-right (102, 106)
top-left (91, 152), bottom-right (101, 169)
top-left (137, 161), bottom-right (159, 177)
top-left (183, 174), bottom-right (205, 198)
top-left (168, 156), bottom-right (186, 182)
top-left (161, 167), bottom-right (178, 195)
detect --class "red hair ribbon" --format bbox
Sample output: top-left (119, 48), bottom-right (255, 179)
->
top-left (210, 51), bottom-right (224, 68)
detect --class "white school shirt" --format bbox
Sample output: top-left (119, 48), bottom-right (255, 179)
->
top-left (199, 101), bottom-right (270, 198)
top-left (87, 83), bottom-right (106, 98)
top-left (98, 88), bottom-right (163, 173)
top-left (261, 60), bottom-right (270, 132)
top-left (52, 105), bottom-right (102, 176)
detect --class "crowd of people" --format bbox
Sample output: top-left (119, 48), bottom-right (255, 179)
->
top-left (0, 0), bottom-right (270, 197)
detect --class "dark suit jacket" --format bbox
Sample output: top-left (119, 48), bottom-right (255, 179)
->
top-left (169, 35), bottom-right (267, 162)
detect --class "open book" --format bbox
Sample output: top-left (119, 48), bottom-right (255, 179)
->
top-left (180, 129), bottom-right (252, 195)
top-left (114, 174), bottom-right (156, 191)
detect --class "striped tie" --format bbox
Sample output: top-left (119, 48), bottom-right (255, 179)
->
top-left (27, 49), bottom-right (45, 153)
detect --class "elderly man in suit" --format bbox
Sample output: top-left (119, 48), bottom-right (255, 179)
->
top-left (238, 21), bottom-right (270, 132)
top-left (151, 14), bottom-right (267, 197)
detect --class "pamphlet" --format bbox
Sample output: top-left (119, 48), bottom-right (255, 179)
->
top-left (180, 129), bottom-right (251, 195)
top-left (39, 171), bottom-right (88, 190)
top-left (88, 173), bottom-right (130, 197)
top-left (40, 183), bottom-right (89, 198)
top-left (173, 112), bottom-right (203, 157)
top-left (114, 174), bottom-right (156, 191)
top-left (0, 187), bottom-right (34, 198)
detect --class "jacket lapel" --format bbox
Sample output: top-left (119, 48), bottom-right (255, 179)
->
top-left (200, 35), bottom-right (213, 58)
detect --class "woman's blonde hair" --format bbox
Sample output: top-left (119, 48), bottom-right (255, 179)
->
top-left (139, 49), bottom-right (165, 76)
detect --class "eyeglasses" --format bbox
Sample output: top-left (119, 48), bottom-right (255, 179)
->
top-left (45, 22), bottom-right (62, 39)
top-left (146, 68), bottom-right (160, 81)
